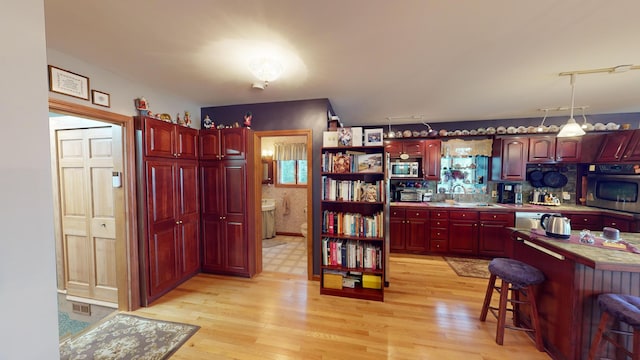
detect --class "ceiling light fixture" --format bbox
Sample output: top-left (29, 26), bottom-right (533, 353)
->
top-left (559, 64), bottom-right (640, 76)
top-left (537, 109), bottom-right (549, 132)
top-left (248, 57), bottom-right (284, 89)
top-left (557, 73), bottom-right (586, 138)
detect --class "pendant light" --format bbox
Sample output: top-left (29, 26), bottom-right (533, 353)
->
top-left (557, 73), bottom-right (586, 138)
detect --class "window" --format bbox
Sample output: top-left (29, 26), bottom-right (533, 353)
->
top-left (277, 160), bottom-right (307, 186)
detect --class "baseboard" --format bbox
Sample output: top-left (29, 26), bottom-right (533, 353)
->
top-left (276, 231), bottom-right (303, 237)
top-left (66, 294), bottom-right (118, 309)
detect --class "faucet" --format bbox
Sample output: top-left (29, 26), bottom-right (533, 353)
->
top-left (451, 184), bottom-right (466, 194)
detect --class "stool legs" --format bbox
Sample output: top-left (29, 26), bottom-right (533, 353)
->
top-left (588, 311), bottom-right (640, 360)
top-left (479, 276), bottom-right (544, 352)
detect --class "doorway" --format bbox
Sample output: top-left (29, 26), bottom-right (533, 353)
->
top-left (49, 99), bottom-right (139, 312)
top-left (255, 130), bottom-right (313, 279)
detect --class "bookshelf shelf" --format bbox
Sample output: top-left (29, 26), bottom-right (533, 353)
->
top-left (320, 145), bottom-right (386, 301)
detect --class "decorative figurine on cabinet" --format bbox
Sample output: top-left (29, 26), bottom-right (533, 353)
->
top-left (243, 111), bottom-right (253, 128)
top-left (135, 97), bottom-right (150, 116)
top-left (203, 115), bottom-right (213, 129)
top-left (183, 111), bottom-right (192, 127)
top-left (176, 113), bottom-right (183, 125)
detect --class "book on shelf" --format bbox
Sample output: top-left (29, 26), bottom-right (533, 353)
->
top-left (321, 178), bottom-right (383, 202)
top-left (332, 154), bottom-right (351, 173)
top-left (322, 210), bottom-right (384, 238)
top-left (357, 153), bottom-right (383, 173)
top-left (351, 127), bottom-right (363, 147)
top-left (322, 237), bottom-right (382, 271)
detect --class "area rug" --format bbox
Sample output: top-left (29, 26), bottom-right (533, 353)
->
top-left (263, 238), bottom-right (286, 248)
top-left (444, 257), bottom-right (491, 279)
top-left (58, 311), bottom-right (90, 339)
top-left (59, 313), bottom-right (199, 360)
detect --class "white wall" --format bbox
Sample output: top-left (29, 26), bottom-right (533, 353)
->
top-left (47, 48), bottom-right (204, 127)
top-left (0, 1), bottom-right (60, 359)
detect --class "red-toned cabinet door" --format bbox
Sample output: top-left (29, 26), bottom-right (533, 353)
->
top-left (528, 136), bottom-right (555, 163)
top-left (389, 208), bottom-right (407, 251)
top-left (501, 137), bottom-right (528, 180)
top-left (406, 209), bottom-right (429, 251)
top-left (176, 126), bottom-right (198, 160)
top-left (221, 128), bottom-right (246, 160)
top-left (199, 130), bottom-right (221, 160)
top-left (555, 137), bottom-right (582, 162)
top-left (621, 130), bottom-right (640, 162)
top-left (176, 161), bottom-right (199, 275)
top-left (423, 140), bottom-right (441, 180)
top-left (597, 131), bottom-right (634, 162)
top-left (144, 118), bottom-right (175, 159)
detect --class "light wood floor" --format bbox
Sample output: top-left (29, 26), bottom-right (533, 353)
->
top-left (132, 254), bottom-right (551, 359)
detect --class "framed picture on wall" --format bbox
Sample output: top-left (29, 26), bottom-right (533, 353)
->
top-left (48, 65), bottom-right (90, 100)
top-left (364, 128), bottom-right (384, 146)
top-left (91, 90), bottom-right (110, 107)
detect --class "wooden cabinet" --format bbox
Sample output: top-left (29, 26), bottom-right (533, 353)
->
top-left (199, 127), bottom-right (247, 160)
top-left (621, 130), bottom-right (640, 162)
top-left (422, 140), bottom-right (441, 180)
top-left (135, 116), bottom-right (200, 306)
top-left (429, 210), bottom-right (449, 253)
top-left (384, 140), bottom-right (423, 158)
top-left (389, 207), bottom-right (428, 252)
top-left (493, 137), bottom-right (528, 180)
top-left (320, 146), bottom-right (385, 301)
top-left (528, 135), bottom-right (582, 163)
top-left (448, 211), bottom-right (479, 255)
top-left (596, 130), bottom-right (634, 162)
top-left (603, 214), bottom-right (632, 232)
top-left (142, 116), bottom-right (198, 160)
top-left (384, 139), bottom-right (441, 180)
top-left (567, 212), bottom-right (603, 231)
top-left (478, 212), bottom-right (514, 257)
top-left (200, 128), bottom-right (256, 277)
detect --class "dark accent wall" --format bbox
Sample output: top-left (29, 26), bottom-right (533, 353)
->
top-left (201, 98), bottom-right (333, 276)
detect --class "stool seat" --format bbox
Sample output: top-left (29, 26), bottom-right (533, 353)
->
top-left (598, 294), bottom-right (640, 328)
top-left (488, 258), bottom-right (545, 289)
top-left (588, 293), bottom-right (640, 360)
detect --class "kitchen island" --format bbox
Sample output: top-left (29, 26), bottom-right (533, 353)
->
top-left (509, 228), bottom-right (640, 360)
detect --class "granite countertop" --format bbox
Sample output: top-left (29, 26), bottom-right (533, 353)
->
top-left (510, 227), bottom-right (640, 272)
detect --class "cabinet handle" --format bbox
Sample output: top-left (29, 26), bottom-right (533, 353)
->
top-left (493, 215), bottom-right (497, 219)
top-left (436, 244), bottom-right (440, 248)
top-left (611, 222), bottom-right (617, 226)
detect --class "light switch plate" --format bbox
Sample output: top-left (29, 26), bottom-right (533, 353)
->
top-left (562, 191), bottom-right (571, 200)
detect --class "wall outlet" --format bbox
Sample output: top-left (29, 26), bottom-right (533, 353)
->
top-left (562, 192), bottom-right (571, 200)
top-left (491, 190), bottom-right (497, 198)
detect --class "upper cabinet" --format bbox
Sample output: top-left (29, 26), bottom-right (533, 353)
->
top-left (596, 130), bottom-right (634, 162)
top-left (199, 128), bottom-right (247, 160)
top-left (621, 130), bottom-right (640, 162)
top-left (384, 139), bottom-right (424, 158)
top-left (423, 140), bottom-right (441, 180)
top-left (528, 135), bottom-right (582, 163)
top-left (141, 116), bottom-right (198, 160)
top-left (493, 137), bottom-right (528, 181)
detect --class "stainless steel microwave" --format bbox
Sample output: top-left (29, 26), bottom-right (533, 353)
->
top-left (586, 164), bottom-right (640, 214)
top-left (390, 161), bottom-right (420, 178)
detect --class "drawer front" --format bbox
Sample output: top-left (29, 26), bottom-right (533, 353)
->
top-left (430, 210), bottom-right (449, 219)
top-left (430, 219), bottom-right (449, 228)
top-left (406, 210), bottom-right (429, 220)
top-left (480, 212), bottom-right (515, 223)
top-left (430, 227), bottom-right (449, 240)
top-left (430, 239), bottom-right (448, 252)
top-left (390, 208), bottom-right (406, 219)
top-left (449, 211), bottom-right (479, 220)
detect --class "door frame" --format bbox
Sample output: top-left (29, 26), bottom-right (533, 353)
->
top-left (49, 98), bottom-right (139, 311)
top-left (254, 129), bottom-right (313, 279)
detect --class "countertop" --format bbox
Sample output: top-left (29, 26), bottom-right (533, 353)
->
top-left (390, 201), bottom-right (638, 218)
top-left (509, 227), bottom-right (640, 272)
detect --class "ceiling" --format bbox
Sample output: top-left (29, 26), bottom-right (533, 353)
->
top-left (44, 1), bottom-right (640, 127)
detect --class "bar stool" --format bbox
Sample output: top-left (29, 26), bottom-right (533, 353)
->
top-left (588, 293), bottom-right (640, 360)
top-left (479, 258), bottom-right (545, 351)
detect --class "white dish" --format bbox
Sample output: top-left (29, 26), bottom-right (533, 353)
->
top-left (496, 126), bottom-right (507, 134)
top-left (594, 122), bottom-right (606, 131)
top-left (506, 126), bottom-right (516, 134)
top-left (606, 122), bottom-right (619, 130)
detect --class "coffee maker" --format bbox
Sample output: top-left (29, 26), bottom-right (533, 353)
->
top-left (497, 183), bottom-right (517, 204)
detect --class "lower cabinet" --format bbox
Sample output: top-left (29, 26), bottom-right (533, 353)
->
top-left (390, 207), bottom-right (429, 252)
top-left (478, 212), bottom-right (514, 257)
top-left (449, 211), bottom-right (479, 255)
top-left (567, 212), bottom-right (603, 231)
top-left (429, 210), bottom-right (449, 253)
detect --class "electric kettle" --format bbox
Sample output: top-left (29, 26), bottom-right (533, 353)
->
top-left (540, 213), bottom-right (571, 239)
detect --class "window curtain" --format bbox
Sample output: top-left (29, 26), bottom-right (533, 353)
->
top-left (273, 143), bottom-right (306, 161)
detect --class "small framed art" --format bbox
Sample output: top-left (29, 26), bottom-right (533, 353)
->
top-left (364, 128), bottom-right (384, 146)
top-left (91, 90), bottom-right (110, 107)
top-left (48, 65), bottom-right (90, 100)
